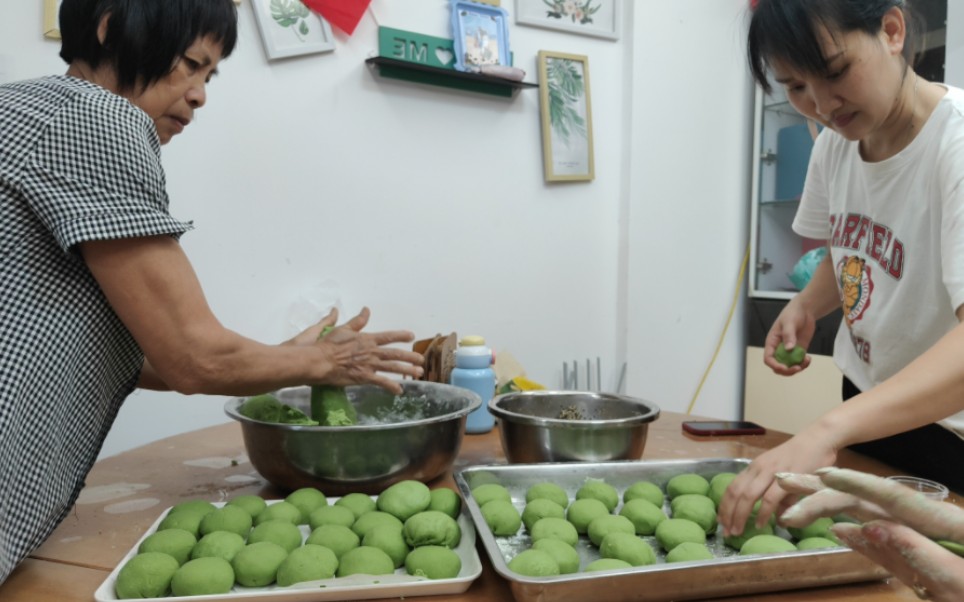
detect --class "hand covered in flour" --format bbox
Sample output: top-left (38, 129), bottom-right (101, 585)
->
top-left (777, 468), bottom-right (964, 602)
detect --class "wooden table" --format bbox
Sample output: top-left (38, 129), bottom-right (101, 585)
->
top-left (1, 411), bottom-right (949, 602)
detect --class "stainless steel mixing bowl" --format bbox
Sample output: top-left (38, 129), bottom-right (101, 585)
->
top-left (224, 381), bottom-right (481, 495)
top-left (489, 390), bottom-right (660, 463)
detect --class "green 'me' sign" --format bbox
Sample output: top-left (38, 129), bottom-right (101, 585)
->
top-left (378, 27), bottom-right (456, 70)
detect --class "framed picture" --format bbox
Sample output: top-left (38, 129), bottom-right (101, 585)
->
top-left (44, 0), bottom-right (61, 40)
top-left (538, 50), bottom-right (594, 182)
top-left (451, 0), bottom-right (511, 72)
top-left (251, 0), bottom-right (335, 61)
top-left (515, 0), bottom-right (621, 40)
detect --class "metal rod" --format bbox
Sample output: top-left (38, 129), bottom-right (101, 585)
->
top-left (586, 359), bottom-right (591, 391)
top-left (597, 357), bottom-right (602, 392)
top-left (563, 361), bottom-right (569, 389)
top-left (616, 362), bottom-right (627, 394)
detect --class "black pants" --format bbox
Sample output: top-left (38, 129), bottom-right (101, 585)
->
top-left (843, 376), bottom-right (964, 495)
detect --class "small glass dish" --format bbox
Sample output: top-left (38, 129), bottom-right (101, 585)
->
top-left (886, 475), bottom-right (949, 501)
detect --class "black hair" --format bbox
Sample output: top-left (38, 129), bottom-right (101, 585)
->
top-left (747, 0), bottom-right (922, 93)
top-left (59, 0), bottom-right (238, 93)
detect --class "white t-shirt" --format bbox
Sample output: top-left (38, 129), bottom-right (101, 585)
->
top-left (793, 84), bottom-right (964, 439)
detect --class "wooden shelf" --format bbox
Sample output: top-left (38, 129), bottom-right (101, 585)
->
top-left (365, 56), bottom-right (538, 98)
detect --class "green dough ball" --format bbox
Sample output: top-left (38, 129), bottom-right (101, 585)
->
top-left (157, 512), bottom-right (204, 538)
top-left (285, 488), bottom-right (328, 524)
top-left (669, 494), bottom-right (717, 534)
top-left (584, 558), bottom-right (632, 572)
top-left (336, 545), bottom-right (395, 577)
top-left (507, 549), bottom-right (560, 577)
top-left (787, 516), bottom-right (836, 541)
top-left (599, 532), bottom-right (657, 566)
top-left (170, 557), bottom-right (234, 596)
top-left (404, 545), bottom-right (462, 579)
top-left (666, 474), bottom-right (710, 499)
top-left (255, 501), bottom-right (302, 526)
top-left (740, 534), bottom-right (797, 555)
top-left (665, 541), bottom-right (714, 563)
top-left (190, 531), bottom-right (246, 562)
top-left (238, 393), bottom-right (284, 422)
top-left (655, 518), bottom-right (706, 552)
top-left (226, 495), bottom-right (267, 520)
top-left (576, 481), bottom-right (619, 512)
top-left (480, 500), bottom-right (521, 536)
top-left (377, 480), bottom-right (432, 521)
top-left (309, 505), bottom-right (356, 530)
top-left (364, 525), bottom-right (410, 567)
top-left (723, 521), bottom-right (774, 550)
top-left (276, 544), bottom-right (339, 586)
top-left (623, 481), bottom-right (664, 507)
top-left (566, 498), bottom-right (610, 534)
top-left (336, 493), bottom-right (377, 519)
top-left (232, 541), bottom-right (289, 587)
top-left (352, 511), bottom-right (404, 538)
top-left (522, 498), bottom-right (566, 532)
top-left (530, 517), bottom-right (579, 547)
top-left (532, 538), bottom-right (580, 574)
top-left (138, 528), bottom-right (196, 565)
top-left (525, 482), bottom-right (569, 509)
top-left (428, 488), bottom-right (462, 519)
top-left (775, 342), bottom-right (806, 366)
top-left (169, 500), bottom-right (217, 518)
top-left (708, 473), bottom-right (737, 508)
top-left (199, 505), bottom-right (253, 538)
top-left (618, 498), bottom-right (666, 535)
top-left (114, 552), bottom-right (180, 599)
top-left (587, 514), bottom-right (636, 547)
top-left (471, 483), bottom-right (512, 507)
top-left (404, 510), bottom-right (462, 548)
top-left (937, 540), bottom-right (964, 557)
top-left (306, 524), bottom-right (360, 558)
top-left (796, 537), bottom-right (841, 550)
top-left (248, 519), bottom-right (304, 553)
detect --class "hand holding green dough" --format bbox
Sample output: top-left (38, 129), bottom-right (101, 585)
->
top-left (311, 326), bottom-right (358, 426)
top-left (774, 342), bottom-right (806, 367)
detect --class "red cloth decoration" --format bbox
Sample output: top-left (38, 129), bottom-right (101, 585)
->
top-left (302, 0), bottom-right (371, 35)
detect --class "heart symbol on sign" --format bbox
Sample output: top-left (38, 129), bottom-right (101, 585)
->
top-left (435, 47), bottom-right (454, 66)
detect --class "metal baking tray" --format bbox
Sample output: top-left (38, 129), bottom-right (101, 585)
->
top-left (454, 459), bottom-right (888, 602)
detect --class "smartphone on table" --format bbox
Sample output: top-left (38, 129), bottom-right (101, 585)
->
top-left (682, 420), bottom-right (766, 436)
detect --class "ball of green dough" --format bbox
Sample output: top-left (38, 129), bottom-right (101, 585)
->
top-left (584, 558), bottom-right (632, 572)
top-left (247, 519), bottom-right (304, 553)
top-left (566, 498), bottom-right (610, 534)
top-left (404, 510), bottom-right (462, 548)
top-left (666, 474), bottom-right (710, 499)
top-left (377, 480), bottom-right (432, 521)
top-left (775, 342), bottom-right (806, 366)
top-left (363, 525), bottom-right (410, 568)
top-left (170, 557), bottom-right (234, 596)
top-left (623, 481), bottom-right (664, 507)
top-left (740, 534), bottom-right (796, 555)
top-left (522, 498), bottom-right (566, 532)
top-left (190, 531), bottom-right (246, 562)
top-left (306, 524), bottom-right (360, 558)
top-left (665, 541), bottom-right (714, 563)
top-left (531, 538), bottom-right (580, 574)
top-left (227, 495), bottom-right (267, 520)
top-left (471, 483), bottom-right (512, 507)
top-left (708, 472), bottom-right (737, 508)
top-left (199, 505), bottom-right (253, 538)
top-left (669, 494), bottom-right (717, 534)
top-left (787, 516), bottom-right (836, 541)
top-left (138, 528), bottom-right (196, 565)
top-left (336, 545), bottom-right (396, 577)
top-left (428, 488), bottom-right (462, 519)
top-left (114, 552), bottom-right (180, 599)
top-left (655, 518), bottom-right (706, 552)
top-left (576, 481), bottom-right (619, 512)
top-left (796, 537), bottom-right (840, 550)
top-left (276, 544), bottom-right (339, 586)
top-left (157, 512), bottom-right (204, 538)
top-left (309, 505), bottom-right (356, 530)
top-left (507, 549), bottom-right (560, 577)
top-left (168, 499), bottom-right (217, 519)
top-left (587, 514), bottom-right (636, 547)
top-left (530, 517), bottom-right (579, 547)
top-left (232, 541), bottom-right (289, 587)
top-left (351, 511), bottom-right (404, 538)
top-left (480, 500), bottom-right (521, 537)
top-left (285, 488), bottom-right (328, 524)
top-left (335, 493), bottom-right (377, 519)
top-left (618, 498), bottom-right (666, 535)
top-left (525, 482), bottom-right (569, 509)
top-left (404, 545), bottom-right (462, 579)
top-left (723, 520), bottom-right (774, 550)
top-left (599, 532), bottom-right (656, 566)
top-left (255, 501), bottom-right (302, 526)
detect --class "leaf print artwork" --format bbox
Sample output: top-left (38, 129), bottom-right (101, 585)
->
top-left (271, 0), bottom-right (312, 42)
top-left (538, 50), bottom-right (593, 181)
top-left (546, 58), bottom-right (586, 147)
top-left (542, 0), bottom-right (602, 26)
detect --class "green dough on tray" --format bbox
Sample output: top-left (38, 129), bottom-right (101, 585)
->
top-left (352, 511), bottom-right (404, 539)
top-left (306, 524), bottom-right (360, 558)
top-left (787, 516), bottom-right (836, 541)
top-left (336, 492), bottom-right (377, 519)
top-left (584, 558), bottom-right (632, 572)
top-left (708, 473), bottom-right (738, 508)
top-left (796, 537), bottom-right (841, 550)
top-left (480, 500), bottom-right (522, 536)
top-left (286, 487), bottom-right (328, 524)
top-left (168, 499), bottom-right (217, 519)
top-left (655, 518), bottom-right (707, 552)
top-left (619, 498), bottom-right (666, 536)
top-left (599, 532), bottom-right (657, 566)
top-left (137, 528), bottom-right (196, 565)
top-left (114, 551), bottom-right (180, 599)
top-left (576, 480), bottom-right (620, 512)
top-left (378, 480), bottom-right (432, 521)
top-left (190, 531), bottom-right (246, 562)
top-left (532, 538), bottom-right (580, 574)
top-left (276, 544), bottom-right (339, 586)
top-left (248, 519), bottom-right (304, 552)
top-left (364, 525), bottom-right (410, 567)
top-left (587, 514), bottom-right (636, 547)
top-left (522, 498), bottom-right (566, 532)
top-left (666, 474), bottom-right (710, 499)
top-left (309, 504), bottom-right (356, 530)
top-left (526, 482), bottom-right (570, 509)
top-left (471, 483), bottom-right (512, 507)
top-left (740, 534), bottom-right (797, 555)
top-left (404, 510), bottom-right (461, 548)
top-left (199, 505), bottom-right (253, 538)
top-left (157, 512), bottom-right (203, 538)
top-left (227, 494), bottom-right (267, 520)
top-left (232, 541), bottom-right (289, 587)
top-left (665, 541), bottom-right (714, 563)
top-left (255, 501), bottom-right (302, 526)
top-left (530, 517), bottom-right (579, 547)
top-left (337, 545), bottom-right (396, 577)
top-left (623, 481), bottom-right (664, 507)
top-left (507, 549), bottom-right (560, 577)
top-left (566, 498), bottom-right (610, 534)
top-left (723, 521), bottom-right (774, 550)
top-left (670, 494), bottom-right (718, 534)
top-left (170, 557), bottom-right (235, 596)
top-left (405, 545), bottom-right (462, 579)
top-left (428, 488), bottom-right (463, 519)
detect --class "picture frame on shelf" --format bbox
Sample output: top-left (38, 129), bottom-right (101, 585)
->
top-left (515, 0), bottom-right (621, 41)
top-left (44, 0), bottom-right (61, 40)
top-left (451, 0), bottom-right (511, 72)
top-left (251, 0), bottom-right (335, 61)
top-left (538, 50), bottom-right (594, 182)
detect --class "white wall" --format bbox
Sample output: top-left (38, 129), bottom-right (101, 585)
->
top-left (2, 0), bottom-right (754, 459)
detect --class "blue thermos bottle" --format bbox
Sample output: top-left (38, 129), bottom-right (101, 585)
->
top-left (450, 335), bottom-right (496, 434)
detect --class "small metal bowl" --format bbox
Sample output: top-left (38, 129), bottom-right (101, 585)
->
top-left (225, 381), bottom-right (481, 495)
top-left (489, 391), bottom-right (661, 463)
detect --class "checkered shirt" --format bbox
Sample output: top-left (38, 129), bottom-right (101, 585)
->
top-left (0, 75), bottom-right (192, 583)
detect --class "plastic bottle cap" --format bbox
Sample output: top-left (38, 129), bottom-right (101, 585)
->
top-left (459, 335), bottom-right (486, 347)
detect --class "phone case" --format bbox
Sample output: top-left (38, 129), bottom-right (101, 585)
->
top-left (681, 421), bottom-right (766, 436)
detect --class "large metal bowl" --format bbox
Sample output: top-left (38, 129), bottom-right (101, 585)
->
top-left (224, 381), bottom-right (481, 495)
top-left (489, 391), bottom-right (660, 463)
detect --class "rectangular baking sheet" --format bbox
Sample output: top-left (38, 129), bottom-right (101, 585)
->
top-left (94, 497), bottom-right (481, 602)
top-left (455, 458), bottom-right (889, 602)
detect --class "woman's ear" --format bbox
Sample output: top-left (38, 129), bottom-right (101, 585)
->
top-left (880, 6), bottom-right (906, 56)
top-left (96, 13), bottom-right (110, 45)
